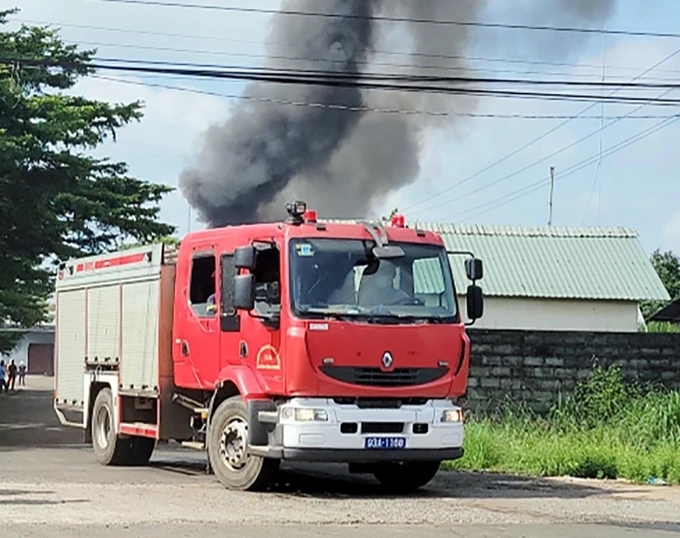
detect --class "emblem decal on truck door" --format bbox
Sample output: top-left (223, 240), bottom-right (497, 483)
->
top-left (256, 345), bottom-right (281, 370)
top-left (381, 351), bottom-right (394, 370)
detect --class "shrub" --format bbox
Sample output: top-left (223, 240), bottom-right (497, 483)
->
top-left (447, 365), bottom-right (680, 484)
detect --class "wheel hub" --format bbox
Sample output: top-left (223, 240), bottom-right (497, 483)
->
top-left (219, 418), bottom-right (249, 470)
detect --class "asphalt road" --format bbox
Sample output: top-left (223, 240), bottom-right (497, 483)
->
top-left (1, 377), bottom-right (680, 537)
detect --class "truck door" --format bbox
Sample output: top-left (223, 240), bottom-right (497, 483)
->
top-left (218, 252), bottom-right (242, 370)
top-left (174, 247), bottom-right (220, 387)
top-left (239, 242), bottom-right (284, 394)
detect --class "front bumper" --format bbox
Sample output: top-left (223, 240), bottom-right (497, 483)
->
top-left (248, 398), bottom-right (465, 463)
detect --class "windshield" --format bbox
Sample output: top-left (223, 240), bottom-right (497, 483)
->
top-left (288, 238), bottom-right (458, 323)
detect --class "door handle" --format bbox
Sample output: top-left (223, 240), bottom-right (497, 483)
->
top-left (175, 339), bottom-right (190, 356)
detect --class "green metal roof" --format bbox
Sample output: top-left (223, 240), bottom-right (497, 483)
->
top-left (413, 223), bottom-right (670, 301)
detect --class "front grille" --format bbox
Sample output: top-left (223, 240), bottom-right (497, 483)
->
top-left (333, 397), bottom-right (429, 408)
top-left (361, 422), bottom-right (404, 434)
top-left (320, 366), bottom-right (448, 387)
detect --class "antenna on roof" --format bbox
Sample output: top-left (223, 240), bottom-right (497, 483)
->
top-left (548, 166), bottom-right (555, 227)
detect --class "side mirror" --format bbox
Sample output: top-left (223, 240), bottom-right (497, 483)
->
top-left (466, 284), bottom-right (484, 320)
top-left (233, 274), bottom-right (256, 311)
top-left (234, 246), bottom-right (257, 271)
top-left (465, 258), bottom-right (483, 281)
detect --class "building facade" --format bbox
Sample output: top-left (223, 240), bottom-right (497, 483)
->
top-left (414, 223), bottom-right (669, 332)
top-left (1, 325), bottom-right (55, 375)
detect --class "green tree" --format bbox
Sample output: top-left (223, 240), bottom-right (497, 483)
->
top-left (641, 249), bottom-right (680, 321)
top-left (119, 236), bottom-right (180, 250)
top-left (0, 10), bottom-right (175, 350)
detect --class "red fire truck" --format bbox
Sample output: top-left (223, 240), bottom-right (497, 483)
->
top-left (53, 202), bottom-right (484, 492)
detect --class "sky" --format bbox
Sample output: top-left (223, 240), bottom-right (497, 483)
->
top-left (3, 0), bottom-right (680, 255)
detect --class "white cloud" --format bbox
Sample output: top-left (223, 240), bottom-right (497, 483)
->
top-left (72, 76), bottom-right (231, 160)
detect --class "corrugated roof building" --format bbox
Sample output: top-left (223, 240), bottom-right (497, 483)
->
top-left (413, 223), bottom-right (669, 332)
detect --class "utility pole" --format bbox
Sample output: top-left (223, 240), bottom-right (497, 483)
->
top-left (548, 166), bottom-right (555, 227)
top-left (187, 204), bottom-right (192, 234)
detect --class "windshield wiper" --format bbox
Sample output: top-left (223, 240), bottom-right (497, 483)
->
top-left (356, 315), bottom-right (404, 325)
top-left (299, 308), bottom-right (455, 325)
top-left (299, 309), bottom-right (408, 325)
top-left (349, 314), bottom-right (437, 325)
top-left (374, 314), bottom-right (458, 325)
top-left (299, 307), bottom-right (370, 320)
top-left (393, 315), bottom-right (450, 324)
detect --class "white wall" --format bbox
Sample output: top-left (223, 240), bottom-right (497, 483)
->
top-left (456, 296), bottom-right (640, 332)
top-left (1, 330), bottom-right (55, 368)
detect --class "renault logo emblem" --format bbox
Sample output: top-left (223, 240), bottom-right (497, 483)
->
top-left (381, 351), bottom-right (394, 370)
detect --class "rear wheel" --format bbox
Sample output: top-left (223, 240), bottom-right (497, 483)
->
top-left (373, 460), bottom-right (442, 493)
top-left (208, 396), bottom-right (279, 491)
top-left (91, 388), bottom-right (155, 466)
top-left (125, 436), bottom-right (156, 466)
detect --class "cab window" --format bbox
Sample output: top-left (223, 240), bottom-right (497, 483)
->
top-left (189, 253), bottom-right (216, 318)
top-left (253, 245), bottom-right (281, 316)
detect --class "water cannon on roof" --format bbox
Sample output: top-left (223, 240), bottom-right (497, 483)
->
top-left (285, 200), bottom-right (308, 225)
top-left (285, 201), bottom-right (321, 226)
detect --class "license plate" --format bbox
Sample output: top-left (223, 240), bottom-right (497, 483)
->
top-left (364, 437), bottom-right (406, 450)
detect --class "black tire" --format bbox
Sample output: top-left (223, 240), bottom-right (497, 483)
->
top-left (91, 387), bottom-right (129, 466)
top-left (207, 396), bottom-right (279, 491)
top-left (125, 436), bottom-right (156, 466)
top-left (373, 460), bottom-right (442, 493)
top-left (91, 388), bottom-right (155, 466)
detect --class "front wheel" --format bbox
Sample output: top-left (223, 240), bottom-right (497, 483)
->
top-left (207, 396), bottom-right (279, 491)
top-left (373, 460), bottom-right (442, 493)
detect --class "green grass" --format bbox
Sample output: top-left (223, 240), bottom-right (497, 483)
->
top-left (445, 365), bottom-right (680, 484)
top-left (646, 321), bottom-right (680, 333)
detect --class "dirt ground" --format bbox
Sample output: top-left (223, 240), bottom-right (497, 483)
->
top-left (1, 376), bottom-right (679, 537)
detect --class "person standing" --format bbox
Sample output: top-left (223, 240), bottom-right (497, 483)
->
top-left (7, 359), bottom-right (17, 391)
top-left (0, 360), bottom-right (7, 393)
top-left (18, 361), bottom-right (26, 386)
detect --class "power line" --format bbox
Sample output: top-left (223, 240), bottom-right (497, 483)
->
top-left (21, 61), bottom-right (680, 111)
top-left (97, 0), bottom-right (680, 40)
top-left (90, 74), bottom-right (680, 120)
top-left (454, 116), bottom-right (680, 222)
top-left (11, 56), bottom-right (680, 107)
top-left (82, 57), bottom-right (680, 89)
top-left (402, 47), bottom-right (680, 213)
top-left (410, 83), bottom-right (678, 218)
top-left (15, 18), bottom-right (680, 76)
top-left (457, 117), bottom-right (678, 221)
top-left (67, 39), bottom-right (680, 83)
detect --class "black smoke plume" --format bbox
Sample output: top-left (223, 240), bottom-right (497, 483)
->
top-left (180, 0), bottom-right (618, 227)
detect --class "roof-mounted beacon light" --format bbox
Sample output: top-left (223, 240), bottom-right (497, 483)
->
top-left (285, 200), bottom-right (307, 225)
top-left (303, 209), bottom-right (318, 223)
top-left (390, 214), bottom-right (406, 228)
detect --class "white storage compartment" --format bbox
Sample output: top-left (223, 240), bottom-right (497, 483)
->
top-left (55, 245), bottom-right (165, 411)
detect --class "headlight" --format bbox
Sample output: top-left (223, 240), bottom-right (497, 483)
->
top-left (441, 409), bottom-right (464, 423)
top-left (280, 407), bottom-right (329, 422)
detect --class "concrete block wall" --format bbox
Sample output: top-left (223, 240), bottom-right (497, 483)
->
top-left (464, 329), bottom-right (680, 414)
